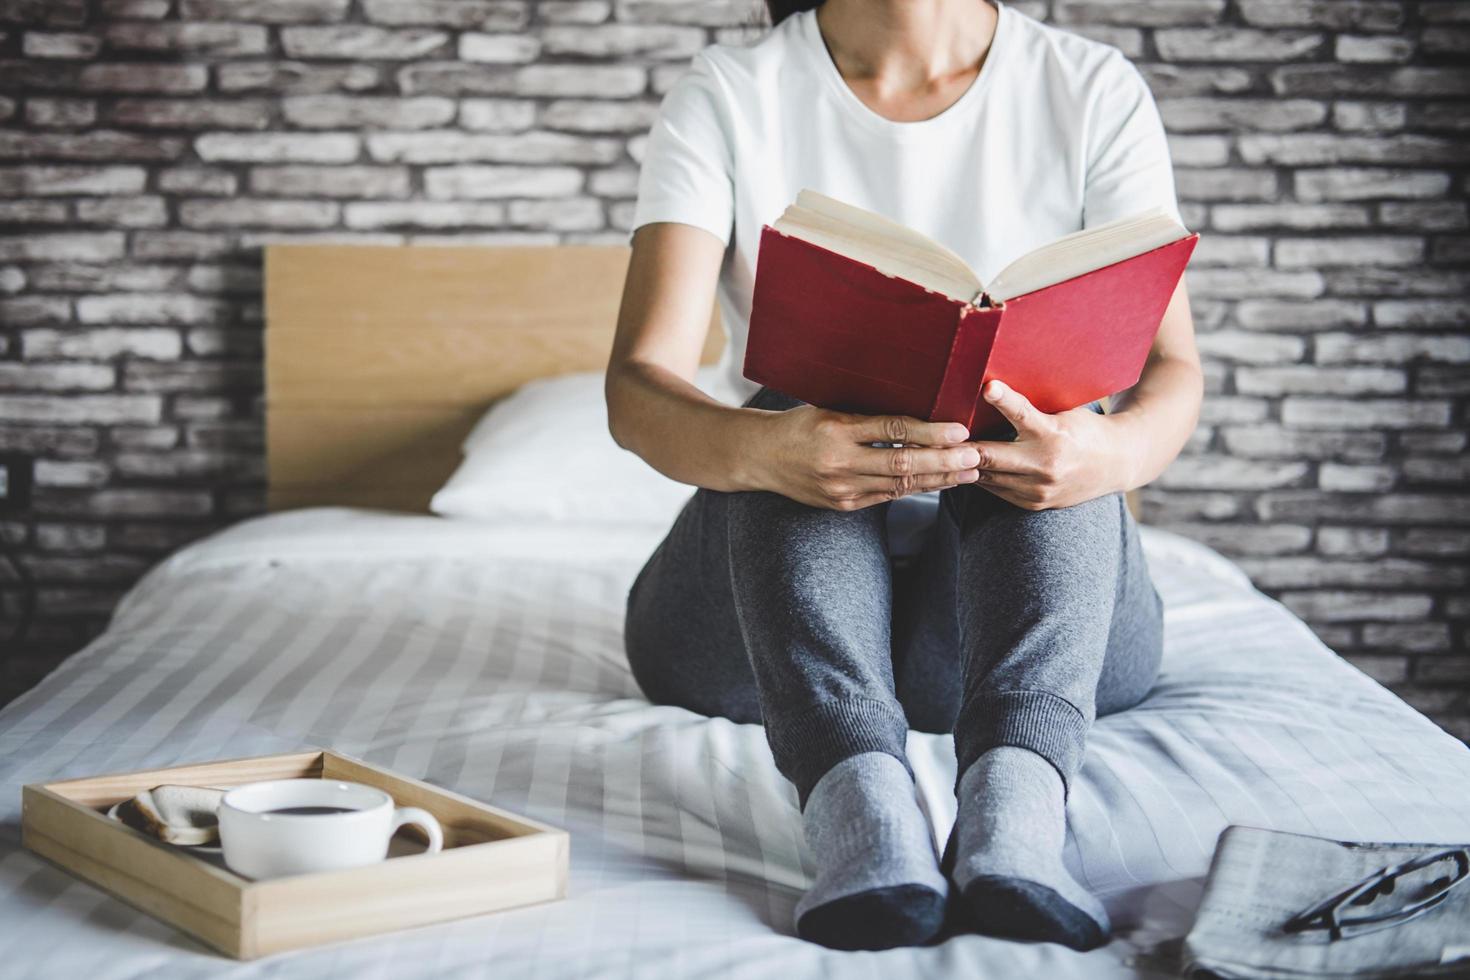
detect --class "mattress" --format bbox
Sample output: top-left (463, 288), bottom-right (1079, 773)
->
top-left (1, 507), bottom-right (1467, 978)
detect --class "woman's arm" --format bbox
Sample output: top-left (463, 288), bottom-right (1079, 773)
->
top-left (964, 278), bottom-right (1203, 510)
top-left (606, 222), bottom-right (983, 510)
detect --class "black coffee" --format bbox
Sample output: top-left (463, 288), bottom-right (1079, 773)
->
top-left (264, 805), bottom-right (358, 816)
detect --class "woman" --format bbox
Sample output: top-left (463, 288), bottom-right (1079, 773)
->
top-left (605, 0), bottom-right (1201, 954)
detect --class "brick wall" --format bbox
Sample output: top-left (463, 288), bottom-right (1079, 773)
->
top-left (0, 0), bottom-right (1466, 738)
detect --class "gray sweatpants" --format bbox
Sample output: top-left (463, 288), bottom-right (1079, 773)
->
top-left (623, 386), bottom-right (1164, 807)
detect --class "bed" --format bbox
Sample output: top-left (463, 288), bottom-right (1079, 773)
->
top-left (1, 246), bottom-right (1467, 978)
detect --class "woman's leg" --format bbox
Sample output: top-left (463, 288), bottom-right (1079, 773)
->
top-left (623, 386), bottom-right (947, 950)
top-left (892, 479), bottom-right (1163, 950)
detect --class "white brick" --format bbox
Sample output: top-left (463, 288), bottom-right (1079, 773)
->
top-left (180, 0), bottom-right (351, 21)
top-left (507, 197), bottom-right (603, 231)
top-left (105, 22), bottom-right (269, 55)
top-left (23, 31), bottom-right (103, 59)
top-left (22, 325), bottom-right (182, 362)
top-left (1236, 366), bottom-right (1405, 395)
top-left (1335, 34), bottom-right (1415, 63)
top-left (79, 63), bottom-right (208, 93)
top-left (0, 394), bottom-right (162, 424)
top-left (1156, 455), bottom-right (1310, 490)
top-left (1281, 591), bottom-right (1433, 623)
top-left (1374, 300), bottom-right (1470, 328)
top-left (281, 26), bottom-right (450, 59)
top-left (1294, 168), bottom-right (1452, 201)
top-left (458, 98), bottom-right (537, 132)
top-left (1316, 332), bottom-right (1470, 365)
top-left (1319, 462), bottom-right (1397, 491)
top-left (157, 167), bottom-right (237, 195)
top-left (75, 292), bottom-right (229, 326)
top-left (1160, 97), bottom-right (1327, 132)
top-left (75, 196), bottom-right (168, 228)
top-left (25, 96), bottom-right (97, 128)
top-left (1332, 101), bottom-right (1407, 132)
top-left (1156, 29), bottom-right (1325, 62)
top-left (1275, 236), bottom-right (1424, 268)
top-left (367, 131), bottom-right (621, 164)
top-left (342, 201), bottom-right (506, 229)
top-left (1210, 203), bottom-right (1371, 231)
top-left (362, 0), bottom-right (529, 28)
top-left (0, 232), bottom-right (125, 262)
top-left (195, 132), bottom-right (360, 163)
top-left (458, 32), bottom-right (541, 63)
top-left (1187, 268), bottom-right (1324, 299)
top-left (1281, 397), bottom-right (1452, 429)
top-left (0, 363), bottom-right (114, 391)
top-left (1220, 425), bottom-right (1387, 461)
top-left (540, 100), bottom-right (658, 133)
top-left (423, 165), bottom-right (583, 198)
top-left (249, 165), bottom-right (410, 198)
top-left (1196, 330), bottom-right (1305, 362)
top-left (282, 95), bottom-right (456, 129)
top-left (541, 24), bottom-right (704, 58)
top-left (180, 198), bottom-right (340, 229)
top-left (1317, 527), bottom-right (1390, 556)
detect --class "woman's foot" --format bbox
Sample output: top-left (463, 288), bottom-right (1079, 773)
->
top-left (794, 752), bottom-right (949, 950)
top-left (942, 745), bottom-right (1111, 951)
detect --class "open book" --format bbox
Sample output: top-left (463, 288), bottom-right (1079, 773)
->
top-left (743, 189), bottom-right (1198, 437)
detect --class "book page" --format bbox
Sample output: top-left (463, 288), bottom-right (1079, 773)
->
top-left (772, 189), bottom-right (983, 304)
top-left (986, 208), bottom-right (1187, 302)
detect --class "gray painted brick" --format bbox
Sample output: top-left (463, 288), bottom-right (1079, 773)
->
top-left (248, 165), bottom-right (410, 198)
top-left (25, 96), bottom-right (97, 128)
top-left (281, 26), bottom-right (451, 60)
top-left (195, 132), bottom-right (360, 163)
top-left (22, 32), bottom-right (102, 60)
top-left (459, 98), bottom-right (538, 132)
top-left (458, 32), bottom-right (542, 63)
top-left (282, 95), bottom-right (457, 129)
top-left (1, 0), bottom-right (1466, 737)
top-left (22, 327), bottom-right (183, 360)
top-left (1156, 29), bottom-right (1326, 62)
top-left (362, 0), bottom-right (529, 29)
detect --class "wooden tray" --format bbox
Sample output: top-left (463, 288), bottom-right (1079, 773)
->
top-left (21, 749), bottom-right (568, 959)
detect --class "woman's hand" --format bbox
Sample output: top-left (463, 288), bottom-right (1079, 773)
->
top-left (969, 380), bottom-right (1136, 511)
top-left (756, 406), bottom-right (982, 511)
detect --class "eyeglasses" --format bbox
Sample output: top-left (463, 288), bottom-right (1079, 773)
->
top-left (1282, 847), bottom-right (1469, 942)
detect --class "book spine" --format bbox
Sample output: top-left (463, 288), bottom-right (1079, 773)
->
top-left (929, 305), bottom-right (1004, 431)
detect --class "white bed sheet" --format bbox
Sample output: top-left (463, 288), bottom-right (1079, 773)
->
top-left (1, 507), bottom-right (1467, 978)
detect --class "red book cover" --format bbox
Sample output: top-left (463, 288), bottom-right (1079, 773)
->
top-left (743, 226), bottom-right (1198, 438)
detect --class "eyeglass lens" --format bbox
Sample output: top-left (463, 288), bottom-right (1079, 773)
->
top-left (1348, 853), bottom-right (1463, 917)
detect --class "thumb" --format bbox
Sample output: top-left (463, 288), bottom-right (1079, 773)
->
top-left (983, 380), bottom-right (1048, 437)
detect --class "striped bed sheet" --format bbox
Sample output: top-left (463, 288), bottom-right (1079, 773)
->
top-left (1, 506), bottom-right (1467, 979)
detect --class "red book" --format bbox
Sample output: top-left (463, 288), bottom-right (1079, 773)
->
top-left (744, 190), bottom-right (1199, 438)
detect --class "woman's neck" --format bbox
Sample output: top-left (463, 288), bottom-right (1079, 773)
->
top-left (814, 0), bottom-right (999, 123)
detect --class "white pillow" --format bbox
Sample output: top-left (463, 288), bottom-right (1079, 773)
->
top-left (430, 366), bottom-right (732, 526)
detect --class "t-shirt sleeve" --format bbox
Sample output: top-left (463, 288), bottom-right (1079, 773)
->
top-left (630, 53), bottom-right (736, 246)
top-left (1081, 57), bottom-right (1182, 230)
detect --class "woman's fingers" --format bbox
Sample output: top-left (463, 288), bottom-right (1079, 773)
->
top-left (982, 380), bottom-right (1051, 437)
top-left (824, 469), bottom-right (978, 507)
top-left (849, 443), bottom-right (982, 477)
top-left (847, 414), bottom-right (969, 447)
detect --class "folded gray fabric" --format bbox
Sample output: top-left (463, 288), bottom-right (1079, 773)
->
top-left (1182, 825), bottom-right (1470, 979)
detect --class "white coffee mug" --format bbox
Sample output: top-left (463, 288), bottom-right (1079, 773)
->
top-left (218, 779), bottom-right (443, 879)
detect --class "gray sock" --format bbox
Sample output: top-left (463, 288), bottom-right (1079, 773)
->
top-left (793, 751), bottom-right (949, 950)
top-left (945, 745), bottom-right (1111, 951)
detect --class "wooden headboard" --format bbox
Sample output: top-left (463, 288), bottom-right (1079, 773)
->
top-left (264, 244), bottom-right (722, 512)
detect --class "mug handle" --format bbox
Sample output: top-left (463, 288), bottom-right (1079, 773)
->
top-left (390, 806), bottom-right (444, 855)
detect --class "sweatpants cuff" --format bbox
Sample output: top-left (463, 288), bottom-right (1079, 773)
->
top-left (765, 697), bottom-right (912, 809)
top-left (954, 689), bottom-right (1089, 802)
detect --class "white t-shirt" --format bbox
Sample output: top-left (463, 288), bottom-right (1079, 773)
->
top-left (630, 0), bottom-right (1181, 551)
top-left (632, 0), bottom-right (1180, 404)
